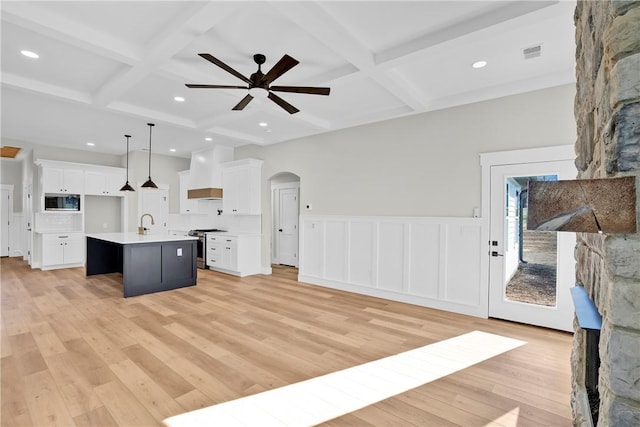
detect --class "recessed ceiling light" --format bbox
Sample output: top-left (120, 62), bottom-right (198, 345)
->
top-left (86, 142), bottom-right (95, 146)
top-left (205, 137), bottom-right (212, 141)
top-left (169, 148), bottom-right (176, 152)
top-left (472, 60), bottom-right (487, 69)
top-left (259, 122), bottom-right (268, 127)
top-left (20, 50), bottom-right (39, 59)
top-left (174, 96), bottom-right (185, 102)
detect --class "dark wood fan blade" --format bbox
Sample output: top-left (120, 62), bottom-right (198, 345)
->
top-left (232, 94), bottom-right (254, 111)
top-left (270, 86), bottom-right (330, 95)
top-left (268, 92), bottom-right (299, 114)
top-left (199, 53), bottom-right (251, 84)
top-left (186, 84), bottom-right (248, 89)
top-left (263, 55), bottom-right (299, 85)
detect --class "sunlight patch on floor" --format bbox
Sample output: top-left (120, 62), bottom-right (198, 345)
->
top-left (483, 406), bottom-right (521, 426)
top-left (163, 331), bottom-right (526, 427)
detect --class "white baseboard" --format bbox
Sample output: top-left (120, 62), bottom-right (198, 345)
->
top-left (298, 274), bottom-right (487, 319)
top-left (261, 266), bottom-right (273, 275)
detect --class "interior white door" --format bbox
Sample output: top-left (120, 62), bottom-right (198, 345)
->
top-left (139, 188), bottom-right (168, 234)
top-left (277, 187), bottom-right (299, 266)
top-left (489, 160), bottom-right (576, 331)
top-left (1, 189), bottom-right (10, 256)
top-left (25, 185), bottom-right (33, 264)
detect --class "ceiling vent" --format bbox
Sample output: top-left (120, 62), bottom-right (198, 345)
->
top-left (523, 44), bottom-right (542, 60)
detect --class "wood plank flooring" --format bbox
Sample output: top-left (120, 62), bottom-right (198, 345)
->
top-left (1, 258), bottom-right (574, 426)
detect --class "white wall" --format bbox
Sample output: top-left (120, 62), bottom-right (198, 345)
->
top-left (84, 196), bottom-right (122, 233)
top-left (235, 84), bottom-right (577, 269)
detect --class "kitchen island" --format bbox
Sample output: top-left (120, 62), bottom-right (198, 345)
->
top-left (86, 233), bottom-right (198, 297)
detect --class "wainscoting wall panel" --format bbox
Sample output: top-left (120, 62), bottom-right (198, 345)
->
top-left (325, 220), bottom-right (347, 282)
top-left (299, 215), bottom-right (487, 318)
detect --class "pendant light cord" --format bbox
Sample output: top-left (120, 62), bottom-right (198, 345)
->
top-left (147, 123), bottom-right (154, 179)
top-left (125, 135), bottom-right (130, 182)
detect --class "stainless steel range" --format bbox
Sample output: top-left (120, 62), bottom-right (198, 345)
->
top-left (188, 229), bottom-right (227, 269)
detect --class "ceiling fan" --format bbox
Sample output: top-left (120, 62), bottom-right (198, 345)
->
top-left (185, 53), bottom-right (330, 114)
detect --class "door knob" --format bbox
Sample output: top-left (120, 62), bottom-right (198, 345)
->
top-left (278, 229), bottom-right (283, 232)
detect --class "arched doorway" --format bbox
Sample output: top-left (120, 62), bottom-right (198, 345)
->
top-left (269, 172), bottom-right (300, 267)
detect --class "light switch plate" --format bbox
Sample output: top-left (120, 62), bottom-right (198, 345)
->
top-left (177, 248), bottom-right (182, 256)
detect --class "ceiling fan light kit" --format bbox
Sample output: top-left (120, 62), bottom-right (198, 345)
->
top-left (186, 53), bottom-right (330, 114)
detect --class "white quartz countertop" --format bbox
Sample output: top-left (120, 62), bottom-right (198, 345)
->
top-left (86, 232), bottom-right (198, 245)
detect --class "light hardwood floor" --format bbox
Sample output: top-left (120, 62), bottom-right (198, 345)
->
top-left (1, 258), bottom-right (573, 426)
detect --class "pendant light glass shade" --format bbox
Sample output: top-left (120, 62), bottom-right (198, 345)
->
top-left (141, 123), bottom-right (158, 189)
top-left (120, 134), bottom-right (135, 192)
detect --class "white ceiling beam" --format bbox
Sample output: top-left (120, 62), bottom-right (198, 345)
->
top-left (107, 102), bottom-right (196, 129)
top-left (2, 73), bottom-right (91, 105)
top-left (92, 2), bottom-right (241, 107)
top-left (1, 2), bottom-right (139, 64)
top-left (206, 126), bottom-right (264, 145)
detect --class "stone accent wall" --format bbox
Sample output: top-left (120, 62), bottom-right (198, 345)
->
top-left (573, 1), bottom-right (640, 426)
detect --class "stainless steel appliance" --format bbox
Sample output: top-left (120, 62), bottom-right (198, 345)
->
top-left (44, 194), bottom-right (81, 211)
top-left (188, 229), bottom-right (227, 269)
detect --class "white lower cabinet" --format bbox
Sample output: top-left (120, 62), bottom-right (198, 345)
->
top-left (206, 233), bottom-right (260, 276)
top-left (41, 233), bottom-right (84, 269)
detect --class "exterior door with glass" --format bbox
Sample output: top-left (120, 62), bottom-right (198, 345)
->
top-left (489, 160), bottom-right (576, 331)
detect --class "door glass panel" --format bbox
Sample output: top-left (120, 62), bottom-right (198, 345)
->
top-left (504, 174), bottom-right (558, 307)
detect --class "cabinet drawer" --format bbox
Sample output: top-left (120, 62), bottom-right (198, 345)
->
top-left (207, 243), bottom-right (222, 254)
top-left (221, 237), bottom-right (237, 248)
top-left (207, 255), bottom-right (221, 266)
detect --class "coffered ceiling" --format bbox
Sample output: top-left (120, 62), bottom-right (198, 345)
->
top-left (1, 1), bottom-right (576, 158)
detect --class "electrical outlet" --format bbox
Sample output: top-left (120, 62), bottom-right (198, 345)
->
top-left (177, 248), bottom-right (182, 256)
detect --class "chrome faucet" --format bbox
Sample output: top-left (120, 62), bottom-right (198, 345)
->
top-left (138, 213), bottom-right (155, 235)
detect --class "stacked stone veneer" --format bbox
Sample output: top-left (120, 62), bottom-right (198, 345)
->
top-left (573, 1), bottom-right (640, 426)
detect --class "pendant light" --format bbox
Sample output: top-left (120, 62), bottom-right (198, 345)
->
top-left (119, 134), bottom-right (135, 192)
top-left (141, 122), bottom-right (158, 189)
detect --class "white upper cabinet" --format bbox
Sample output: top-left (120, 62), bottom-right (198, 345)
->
top-left (42, 167), bottom-right (84, 194)
top-left (221, 159), bottom-right (262, 215)
top-left (85, 169), bottom-right (126, 196)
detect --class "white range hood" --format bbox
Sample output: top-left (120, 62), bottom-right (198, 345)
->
top-left (187, 146), bottom-right (233, 199)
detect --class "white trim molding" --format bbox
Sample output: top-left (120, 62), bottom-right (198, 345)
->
top-left (299, 215), bottom-right (486, 318)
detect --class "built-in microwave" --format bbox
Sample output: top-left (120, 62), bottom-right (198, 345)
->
top-left (44, 194), bottom-right (81, 211)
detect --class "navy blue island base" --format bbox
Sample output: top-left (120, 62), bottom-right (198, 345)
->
top-left (86, 234), bottom-right (198, 297)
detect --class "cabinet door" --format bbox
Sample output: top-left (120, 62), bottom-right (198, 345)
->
top-left (62, 236), bottom-right (84, 264)
top-left (42, 237), bottom-right (64, 266)
top-left (84, 171), bottom-right (105, 195)
top-left (221, 237), bottom-right (237, 270)
top-left (222, 165), bottom-right (260, 215)
top-left (222, 168), bottom-right (241, 214)
top-left (42, 168), bottom-right (65, 194)
top-left (103, 170), bottom-right (125, 195)
top-left (64, 169), bottom-right (84, 194)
